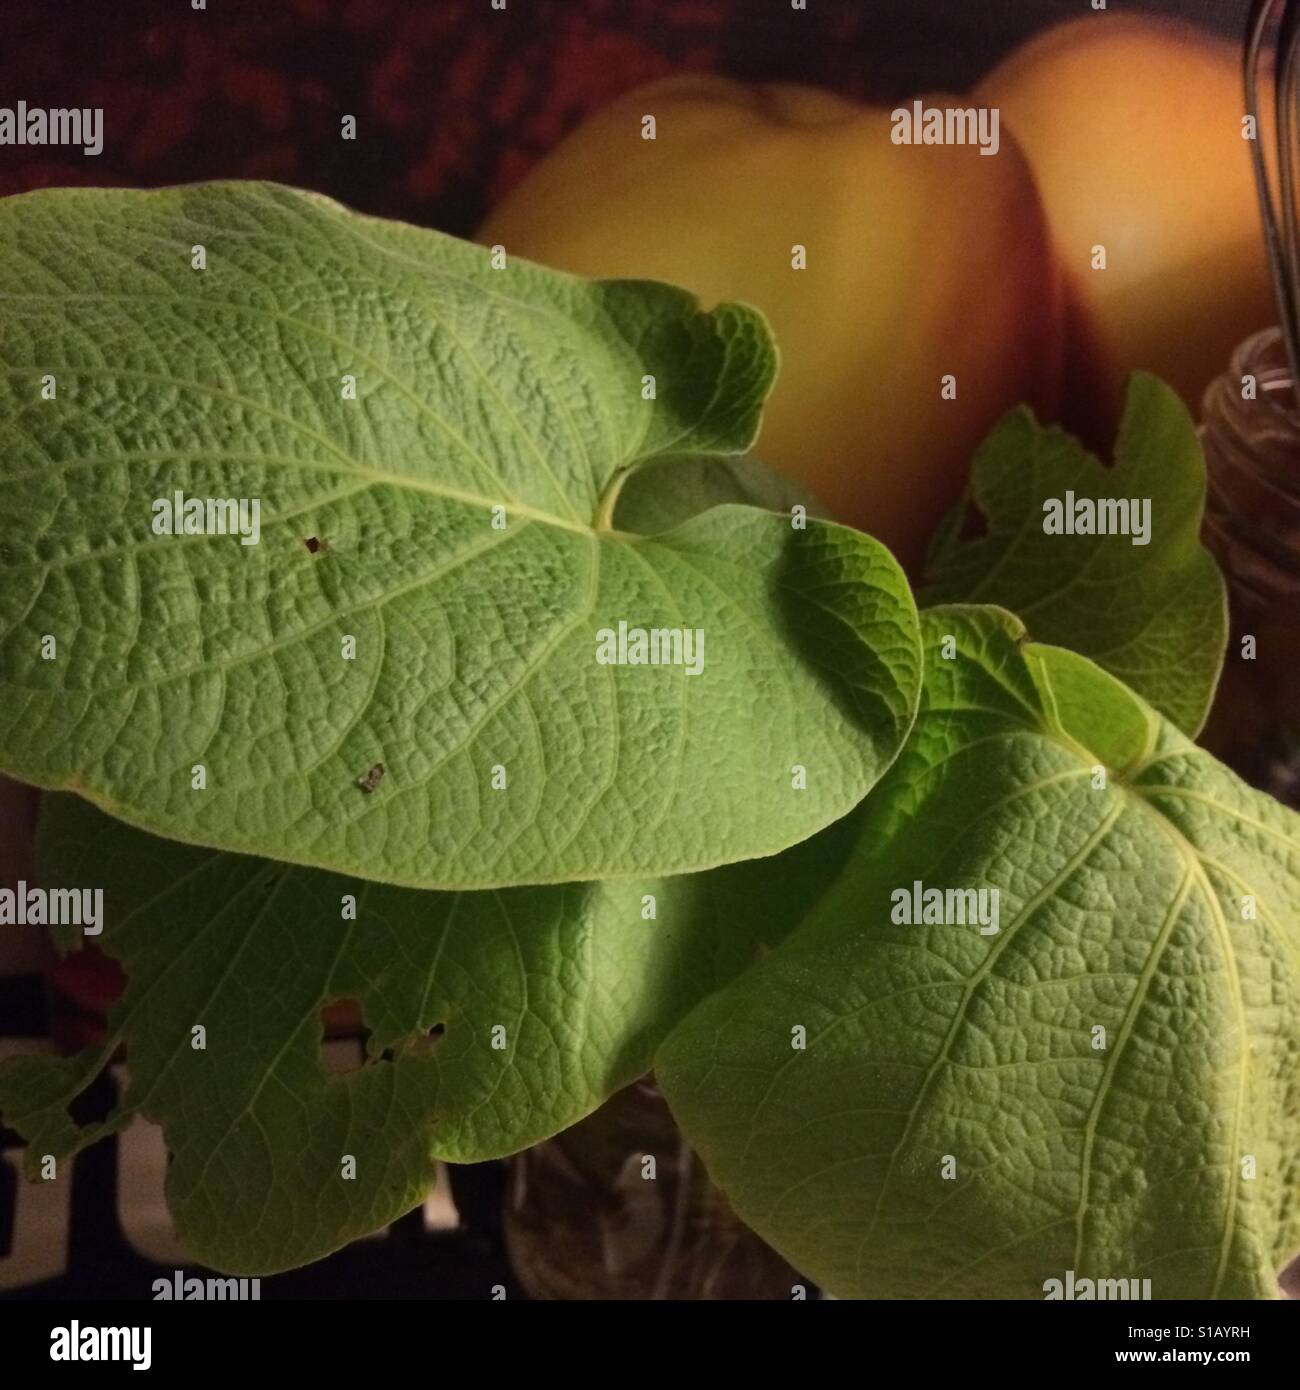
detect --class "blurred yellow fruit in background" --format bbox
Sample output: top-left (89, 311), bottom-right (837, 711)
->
top-left (479, 75), bottom-right (1063, 573)
top-left (978, 15), bottom-right (1275, 434)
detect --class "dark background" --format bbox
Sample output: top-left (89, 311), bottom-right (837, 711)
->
top-left (0, 0), bottom-right (1257, 240)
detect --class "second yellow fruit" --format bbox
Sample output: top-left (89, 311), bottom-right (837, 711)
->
top-left (978, 15), bottom-right (1275, 429)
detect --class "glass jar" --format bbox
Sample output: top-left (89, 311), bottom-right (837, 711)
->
top-left (502, 1076), bottom-right (806, 1300)
top-left (1198, 326), bottom-right (1300, 806)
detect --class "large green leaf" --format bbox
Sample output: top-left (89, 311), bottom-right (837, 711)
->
top-left (922, 375), bottom-right (1227, 737)
top-left (0, 182), bottom-right (919, 888)
top-left (658, 606), bottom-right (1300, 1300)
top-left (0, 791), bottom-right (855, 1274)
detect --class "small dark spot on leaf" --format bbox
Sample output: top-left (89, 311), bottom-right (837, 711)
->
top-left (304, 536), bottom-right (331, 555)
top-left (356, 762), bottom-right (385, 793)
top-left (428, 1023), bottom-right (446, 1039)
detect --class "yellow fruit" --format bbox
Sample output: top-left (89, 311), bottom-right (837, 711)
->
top-left (479, 76), bottom-right (1062, 573)
top-left (978, 15), bottom-right (1275, 431)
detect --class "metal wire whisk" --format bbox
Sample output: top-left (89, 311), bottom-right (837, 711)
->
top-left (1247, 0), bottom-right (1300, 395)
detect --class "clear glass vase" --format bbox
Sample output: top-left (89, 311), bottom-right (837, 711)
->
top-left (502, 1077), bottom-right (806, 1300)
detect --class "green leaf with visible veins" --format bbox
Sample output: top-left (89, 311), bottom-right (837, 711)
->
top-left (922, 374), bottom-right (1227, 737)
top-left (657, 606), bottom-right (1300, 1300)
top-left (0, 790), bottom-right (855, 1275)
top-left (0, 181), bottom-right (920, 888)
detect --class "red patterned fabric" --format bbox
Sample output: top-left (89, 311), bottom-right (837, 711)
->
top-left (0, 0), bottom-right (742, 232)
top-left (0, 1), bottom-right (1247, 233)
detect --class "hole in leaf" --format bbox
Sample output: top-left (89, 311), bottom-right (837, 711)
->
top-left (321, 997), bottom-right (364, 1034)
top-left (392, 1022), bottom-right (447, 1060)
top-left (319, 999), bottom-right (367, 1075)
top-left (318, 1005), bottom-right (446, 1074)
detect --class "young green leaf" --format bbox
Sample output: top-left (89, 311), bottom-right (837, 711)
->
top-left (922, 375), bottom-right (1228, 737)
top-left (0, 182), bottom-right (920, 888)
top-left (658, 606), bottom-right (1300, 1300)
top-left (0, 791), bottom-right (856, 1274)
